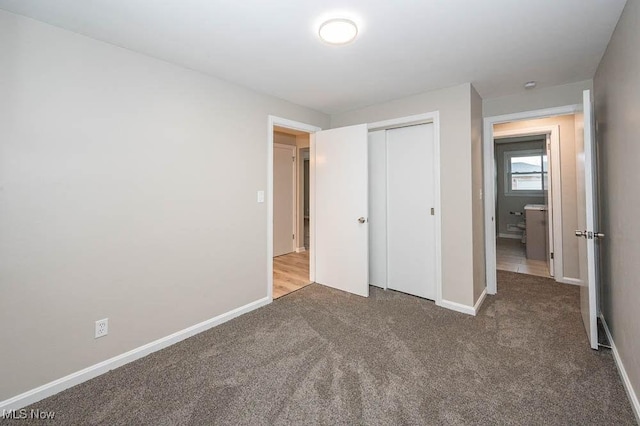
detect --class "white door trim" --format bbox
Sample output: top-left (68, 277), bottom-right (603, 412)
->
top-left (545, 134), bottom-right (554, 277)
top-left (493, 124), bottom-right (563, 282)
top-left (368, 111), bottom-right (442, 306)
top-left (273, 143), bottom-right (297, 256)
top-left (267, 116), bottom-right (322, 302)
top-left (484, 105), bottom-right (579, 294)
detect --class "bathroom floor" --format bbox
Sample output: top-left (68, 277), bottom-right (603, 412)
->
top-left (496, 237), bottom-right (550, 278)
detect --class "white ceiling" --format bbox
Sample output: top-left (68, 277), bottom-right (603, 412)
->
top-left (0, 0), bottom-right (626, 114)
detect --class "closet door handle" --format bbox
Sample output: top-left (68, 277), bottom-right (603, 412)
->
top-left (358, 217), bottom-right (366, 224)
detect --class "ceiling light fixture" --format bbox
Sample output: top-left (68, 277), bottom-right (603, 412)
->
top-left (318, 18), bottom-right (358, 45)
top-left (524, 81), bottom-right (537, 89)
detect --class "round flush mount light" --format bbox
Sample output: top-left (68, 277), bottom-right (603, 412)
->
top-left (318, 18), bottom-right (358, 45)
top-left (524, 81), bottom-right (537, 89)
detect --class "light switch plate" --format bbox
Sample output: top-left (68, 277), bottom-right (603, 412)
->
top-left (257, 190), bottom-right (265, 203)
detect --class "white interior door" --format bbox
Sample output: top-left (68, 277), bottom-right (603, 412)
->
top-left (575, 89), bottom-right (601, 350)
top-left (387, 123), bottom-right (436, 300)
top-left (273, 144), bottom-right (295, 257)
top-left (545, 135), bottom-right (555, 277)
top-left (368, 130), bottom-right (387, 288)
top-left (315, 124), bottom-right (369, 297)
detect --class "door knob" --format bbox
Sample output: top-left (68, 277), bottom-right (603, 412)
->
top-left (358, 217), bottom-right (366, 224)
top-left (575, 230), bottom-right (605, 239)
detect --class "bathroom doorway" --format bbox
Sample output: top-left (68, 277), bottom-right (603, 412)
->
top-left (494, 134), bottom-right (551, 278)
top-left (488, 112), bottom-right (583, 287)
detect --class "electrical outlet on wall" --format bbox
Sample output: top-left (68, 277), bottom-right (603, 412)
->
top-left (95, 318), bottom-right (108, 338)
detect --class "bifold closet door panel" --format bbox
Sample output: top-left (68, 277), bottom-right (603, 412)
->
top-left (368, 130), bottom-right (387, 288)
top-left (386, 124), bottom-right (436, 300)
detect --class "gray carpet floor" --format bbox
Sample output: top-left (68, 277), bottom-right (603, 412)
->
top-left (3, 271), bottom-right (636, 425)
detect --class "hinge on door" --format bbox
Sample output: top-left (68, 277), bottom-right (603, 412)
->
top-left (292, 156), bottom-right (295, 162)
top-left (550, 252), bottom-right (554, 259)
top-left (293, 234), bottom-right (295, 239)
top-left (430, 208), bottom-right (435, 216)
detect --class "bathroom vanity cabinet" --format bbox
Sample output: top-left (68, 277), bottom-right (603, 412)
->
top-left (525, 204), bottom-right (548, 261)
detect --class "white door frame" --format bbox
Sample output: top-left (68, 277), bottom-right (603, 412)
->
top-left (296, 147), bottom-right (310, 253)
top-left (367, 111), bottom-right (443, 305)
top-left (267, 116), bottom-right (322, 302)
top-left (484, 105), bottom-right (580, 294)
top-left (493, 125), bottom-right (563, 281)
top-left (273, 143), bottom-right (297, 256)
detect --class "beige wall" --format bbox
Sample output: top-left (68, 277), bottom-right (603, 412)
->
top-left (495, 140), bottom-right (546, 237)
top-left (274, 131), bottom-right (297, 146)
top-left (332, 83), bottom-right (482, 307)
top-left (494, 116), bottom-right (580, 280)
top-left (594, 0), bottom-right (640, 410)
top-left (274, 131), bottom-right (310, 251)
top-left (470, 86), bottom-right (486, 303)
top-left (296, 134), bottom-right (310, 149)
top-left (0, 10), bottom-right (329, 401)
top-left (483, 80), bottom-right (593, 117)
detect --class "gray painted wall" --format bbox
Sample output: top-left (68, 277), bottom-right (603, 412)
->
top-left (471, 86), bottom-right (486, 303)
top-left (0, 10), bottom-right (329, 401)
top-left (594, 0), bottom-right (640, 412)
top-left (483, 80), bottom-right (593, 117)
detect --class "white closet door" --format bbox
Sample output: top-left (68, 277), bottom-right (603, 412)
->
top-left (273, 144), bottom-right (295, 257)
top-left (368, 130), bottom-right (387, 288)
top-left (387, 124), bottom-right (436, 300)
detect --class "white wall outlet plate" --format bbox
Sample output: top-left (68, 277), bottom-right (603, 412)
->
top-left (95, 318), bottom-right (108, 338)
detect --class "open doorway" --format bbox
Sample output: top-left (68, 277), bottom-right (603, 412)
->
top-left (494, 133), bottom-right (552, 278)
top-left (485, 91), bottom-right (601, 349)
top-left (267, 113), bottom-right (441, 303)
top-left (272, 125), bottom-right (312, 299)
top-left (485, 110), bottom-right (584, 290)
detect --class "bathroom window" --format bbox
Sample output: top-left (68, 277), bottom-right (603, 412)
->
top-left (504, 149), bottom-right (547, 196)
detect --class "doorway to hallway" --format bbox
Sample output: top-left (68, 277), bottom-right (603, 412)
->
top-left (272, 125), bottom-right (313, 299)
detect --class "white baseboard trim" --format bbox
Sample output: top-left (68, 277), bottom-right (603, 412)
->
top-left (498, 233), bottom-right (523, 240)
top-left (437, 299), bottom-right (476, 316)
top-left (0, 296), bottom-right (270, 412)
top-left (438, 289), bottom-right (487, 316)
top-left (295, 247), bottom-right (306, 253)
top-left (556, 277), bottom-right (582, 286)
top-left (599, 314), bottom-right (640, 423)
top-left (473, 288), bottom-right (487, 313)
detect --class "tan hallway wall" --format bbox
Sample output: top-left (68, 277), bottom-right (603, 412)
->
top-left (273, 131), bottom-right (309, 252)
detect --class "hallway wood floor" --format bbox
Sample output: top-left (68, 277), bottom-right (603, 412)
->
top-left (273, 251), bottom-right (311, 299)
top-left (496, 237), bottom-right (550, 277)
